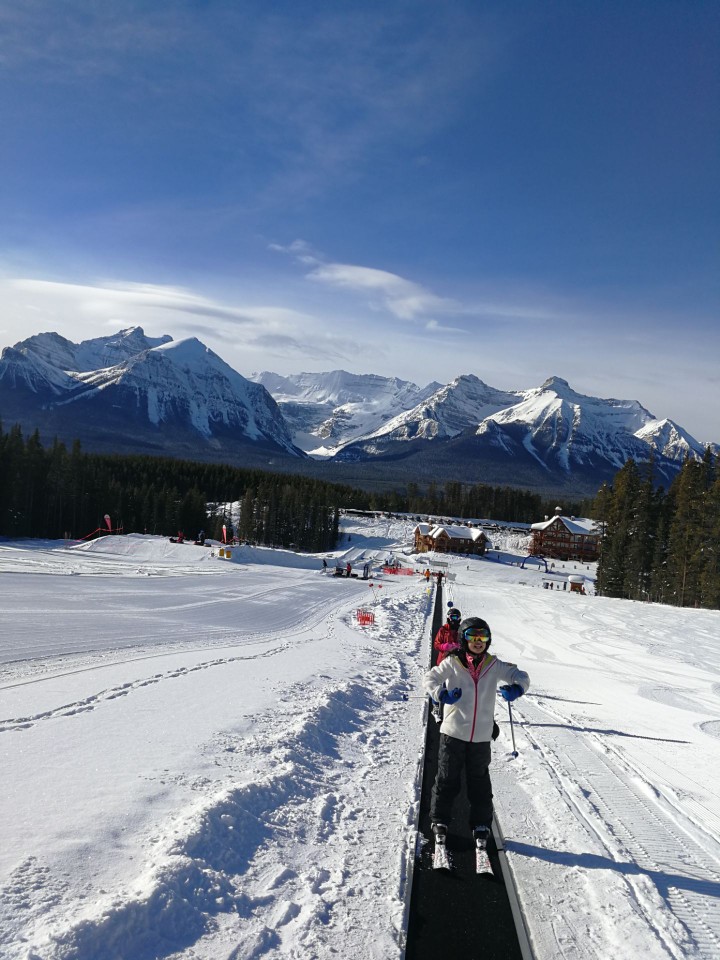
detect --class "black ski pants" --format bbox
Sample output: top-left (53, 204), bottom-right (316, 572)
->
top-left (430, 734), bottom-right (493, 830)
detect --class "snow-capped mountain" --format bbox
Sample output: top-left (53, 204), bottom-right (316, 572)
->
top-left (14, 327), bottom-right (174, 374)
top-left (3, 327), bottom-right (716, 495)
top-left (634, 417), bottom-right (712, 462)
top-left (332, 374), bottom-right (521, 451)
top-left (0, 328), bottom-right (302, 462)
top-left (473, 376), bottom-right (660, 472)
top-left (255, 370), bottom-right (716, 495)
top-left (249, 370), bottom-right (440, 457)
top-left (331, 373), bottom-right (703, 485)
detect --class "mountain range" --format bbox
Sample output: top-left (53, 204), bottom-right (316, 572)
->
top-left (1, 327), bottom-right (715, 497)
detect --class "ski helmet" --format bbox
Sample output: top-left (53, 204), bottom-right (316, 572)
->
top-left (458, 616), bottom-right (492, 650)
top-left (447, 608), bottom-right (462, 624)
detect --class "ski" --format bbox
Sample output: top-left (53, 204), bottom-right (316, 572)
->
top-left (474, 829), bottom-right (492, 874)
top-left (432, 824), bottom-right (451, 870)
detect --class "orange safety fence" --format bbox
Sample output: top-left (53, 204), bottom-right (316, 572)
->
top-left (384, 566), bottom-right (417, 576)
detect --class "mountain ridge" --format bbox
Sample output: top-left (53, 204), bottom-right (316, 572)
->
top-left (1, 327), bottom-right (716, 496)
top-left (0, 327), bottom-right (303, 462)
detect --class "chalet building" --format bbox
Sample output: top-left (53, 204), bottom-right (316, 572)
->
top-left (414, 523), bottom-right (489, 556)
top-left (529, 508), bottom-right (600, 562)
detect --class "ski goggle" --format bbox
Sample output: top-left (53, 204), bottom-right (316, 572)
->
top-left (448, 612), bottom-right (461, 621)
top-left (464, 628), bottom-right (490, 642)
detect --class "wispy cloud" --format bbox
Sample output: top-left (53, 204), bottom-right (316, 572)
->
top-left (270, 240), bottom-right (571, 329)
top-left (271, 241), bottom-right (461, 322)
top-left (306, 263), bottom-right (460, 321)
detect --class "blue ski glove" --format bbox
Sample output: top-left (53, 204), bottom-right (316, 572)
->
top-left (500, 683), bottom-right (524, 702)
top-left (439, 687), bottom-right (462, 705)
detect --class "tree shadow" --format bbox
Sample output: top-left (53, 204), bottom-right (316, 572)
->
top-left (506, 840), bottom-right (720, 901)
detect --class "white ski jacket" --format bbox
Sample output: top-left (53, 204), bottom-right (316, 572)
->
top-left (423, 652), bottom-right (530, 743)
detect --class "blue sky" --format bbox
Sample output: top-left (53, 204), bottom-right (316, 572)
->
top-left (0, 0), bottom-right (718, 442)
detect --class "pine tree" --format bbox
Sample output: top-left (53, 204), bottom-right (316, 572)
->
top-left (665, 459), bottom-right (708, 607)
top-left (622, 471), bottom-right (658, 601)
top-left (698, 472), bottom-right (720, 608)
top-left (596, 459), bottom-right (641, 598)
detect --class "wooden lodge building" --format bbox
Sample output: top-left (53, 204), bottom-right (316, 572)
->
top-left (529, 508), bottom-right (600, 562)
top-left (414, 522), bottom-right (489, 556)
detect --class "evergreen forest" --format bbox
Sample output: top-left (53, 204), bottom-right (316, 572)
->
top-left (3, 423), bottom-right (717, 610)
top-left (0, 423), bottom-right (581, 550)
top-left (594, 450), bottom-right (720, 610)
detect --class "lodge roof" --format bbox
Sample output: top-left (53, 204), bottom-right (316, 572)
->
top-left (530, 515), bottom-right (599, 536)
top-left (415, 523), bottom-right (487, 542)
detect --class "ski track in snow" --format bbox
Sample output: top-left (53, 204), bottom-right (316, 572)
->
top-left (5, 588), bottom-right (433, 960)
top-left (0, 647), bottom-right (293, 732)
top-left (510, 694), bottom-right (720, 959)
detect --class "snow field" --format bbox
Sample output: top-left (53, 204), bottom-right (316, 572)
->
top-left (2, 519), bottom-right (720, 959)
top-left (1, 536), bottom-right (435, 959)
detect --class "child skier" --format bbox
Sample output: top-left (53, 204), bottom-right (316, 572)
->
top-left (433, 607), bottom-right (462, 664)
top-left (422, 616), bottom-right (530, 855)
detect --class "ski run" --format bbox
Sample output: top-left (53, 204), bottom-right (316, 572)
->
top-left (2, 514), bottom-right (720, 959)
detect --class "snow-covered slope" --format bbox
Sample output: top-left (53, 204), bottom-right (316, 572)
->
top-left (2, 520), bottom-right (720, 959)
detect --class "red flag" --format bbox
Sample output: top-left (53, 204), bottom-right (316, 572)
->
top-left (104, 514), bottom-right (112, 532)
top-left (222, 524), bottom-right (227, 544)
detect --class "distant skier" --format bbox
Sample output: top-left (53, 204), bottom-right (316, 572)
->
top-left (423, 617), bottom-right (529, 851)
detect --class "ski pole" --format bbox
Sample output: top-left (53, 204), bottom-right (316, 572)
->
top-left (508, 701), bottom-right (518, 758)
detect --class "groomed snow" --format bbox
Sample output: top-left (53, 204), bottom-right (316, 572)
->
top-left (2, 518), bottom-right (719, 959)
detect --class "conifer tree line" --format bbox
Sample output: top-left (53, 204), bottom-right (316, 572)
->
top-left (594, 449), bottom-right (720, 609)
top-left (5, 421), bottom-right (714, 608)
top-left (0, 425), bottom-right (344, 552)
top-left (403, 479), bottom-right (582, 525)
top-left (0, 423), bottom-right (584, 548)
